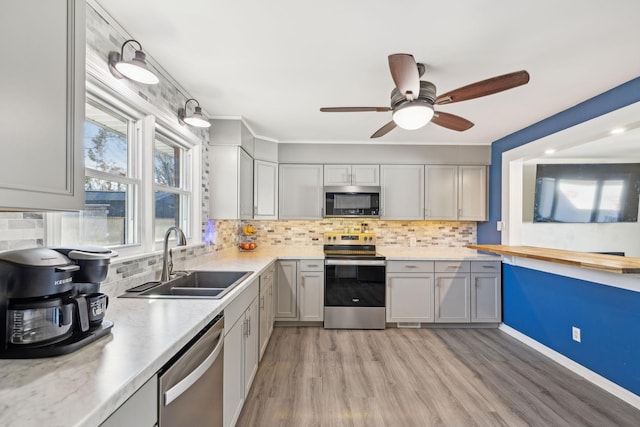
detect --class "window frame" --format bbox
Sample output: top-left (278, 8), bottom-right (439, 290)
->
top-left (47, 68), bottom-right (203, 258)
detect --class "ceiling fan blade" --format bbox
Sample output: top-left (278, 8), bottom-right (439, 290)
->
top-left (388, 54), bottom-right (420, 101)
top-left (431, 111), bottom-right (474, 131)
top-left (320, 107), bottom-right (391, 112)
top-left (435, 70), bottom-right (530, 105)
top-left (370, 121), bottom-right (397, 138)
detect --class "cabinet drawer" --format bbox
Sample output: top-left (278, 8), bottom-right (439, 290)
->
top-left (434, 261), bottom-right (470, 273)
top-left (470, 261), bottom-right (501, 273)
top-left (299, 259), bottom-right (324, 271)
top-left (386, 260), bottom-right (434, 273)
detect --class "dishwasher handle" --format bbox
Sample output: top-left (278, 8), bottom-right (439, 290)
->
top-left (164, 329), bottom-right (224, 406)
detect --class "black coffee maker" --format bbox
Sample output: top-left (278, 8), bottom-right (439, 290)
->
top-left (0, 246), bottom-right (116, 358)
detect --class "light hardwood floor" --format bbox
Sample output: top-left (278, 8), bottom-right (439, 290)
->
top-left (237, 327), bottom-right (640, 427)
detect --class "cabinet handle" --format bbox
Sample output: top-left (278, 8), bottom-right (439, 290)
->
top-left (244, 318), bottom-right (249, 337)
top-left (482, 265), bottom-right (497, 269)
top-left (260, 296), bottom-right (264, 309)
top-left (405, 265), bottom-right (418, 269)
top-left (306, 264), bottom-right (319, 268)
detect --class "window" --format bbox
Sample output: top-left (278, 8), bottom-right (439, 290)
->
top-left (59, 100), bottom-right (139, 247)
top-left (154, 132), bottom-right (191, 241)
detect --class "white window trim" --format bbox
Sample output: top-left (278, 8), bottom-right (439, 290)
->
top-left (47, 53), bottom-right (203, 258)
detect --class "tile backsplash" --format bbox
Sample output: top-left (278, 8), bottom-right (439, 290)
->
top-left (230, 219), bottom-right (476, 248)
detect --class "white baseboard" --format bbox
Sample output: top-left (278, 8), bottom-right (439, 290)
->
top-left (499, 324), bottom-right (640, 410)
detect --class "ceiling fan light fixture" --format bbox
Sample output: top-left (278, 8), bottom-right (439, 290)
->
top-left (178, 99), bottom-right (211, 128)
top-left (392, 101), bottom-right (434, 130)
top-left (108, 39), bottom-right (160, 85)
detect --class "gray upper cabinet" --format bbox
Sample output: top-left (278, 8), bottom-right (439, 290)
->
top-left (458, 165), bottom-right (487, 221)
top-left (210, 146), bottom-right (254, 219)
top-left (0, 0), bottom-right (85, 211)
top-left (424, 165), bottom-right (487, 221)
top-left (380, 165), bottom-right (424, 220)
top-left (323, 164), bottom-right (379, 186)
top-left (278, 164), bottom-right (323, 219)
top-left (254, 160), bottom-right (278, 219)
top-left (210, 119), bottom-right (256, 219)
top-left (424, 165), bottom-right (458, 219)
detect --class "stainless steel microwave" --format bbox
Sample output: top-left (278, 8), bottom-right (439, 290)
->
top-left (324, 186), bottom-right (380, 218)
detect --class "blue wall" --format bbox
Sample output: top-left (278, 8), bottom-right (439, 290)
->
top-left (503, 264), bottom-right (640, 395)
top-left (478, 76), bottom-right (640, 244)
top-left (479, 76), bottom-right (640, 396)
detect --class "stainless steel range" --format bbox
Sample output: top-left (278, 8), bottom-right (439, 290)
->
top-left (323, 232), bottom-right (386, 329)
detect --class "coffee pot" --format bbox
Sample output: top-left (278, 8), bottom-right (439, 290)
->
top-left (0, 247), bottom-right (116, 358)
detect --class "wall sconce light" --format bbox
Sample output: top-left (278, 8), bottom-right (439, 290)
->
top-left (108, 39), bottom-right (160, 85)
top-left (178, 98), bottom-right (211, 128)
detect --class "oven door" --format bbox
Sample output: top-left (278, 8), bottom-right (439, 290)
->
top-left (324, 259), bottom-right (386, 307)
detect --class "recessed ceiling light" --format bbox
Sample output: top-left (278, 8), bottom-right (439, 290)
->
top-left (610, 128), bottom-right (626, 134)
top-left (544, 149), bottom-right (556, 155)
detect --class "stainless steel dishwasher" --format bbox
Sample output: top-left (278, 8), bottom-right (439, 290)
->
top-left (159, 314), bottom-right (224, 427)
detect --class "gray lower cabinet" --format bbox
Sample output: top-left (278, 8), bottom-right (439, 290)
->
top-left (259, 264), bottom-right (275, 360)
top-left (224, 279), bottom-right (259, 427)
top-left (434, 261), bottom-right (502, 323)
top-left (386, 261), bottom-right (435, 323)
top-left (471, 262), bottom-right (502, 322)
top-left (298, 260), bottom-right (324, 322)
top-left (100, 376), bottom-right (157, 427)
top-left (0, 0), bottom-right (85, 210)
top-left (275, 259), bottom-right (324, 322)
top-left (275, 260), bottom-right (298, 319)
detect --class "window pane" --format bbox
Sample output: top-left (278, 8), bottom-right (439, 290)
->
top-left (61, 179), bottom-right (129, 246)
top-left (154, 137), bottom-right (180, 187)
top-left (84, 103), bottom-right (128, 175)
top-left (155, 191), bottom-right (180, 240)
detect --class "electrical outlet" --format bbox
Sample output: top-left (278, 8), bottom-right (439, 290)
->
top-left (572, 326), bottom-right (581, 342)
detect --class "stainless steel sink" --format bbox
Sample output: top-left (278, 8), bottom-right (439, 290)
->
top-left (119, 270), bottom-right (253, 299)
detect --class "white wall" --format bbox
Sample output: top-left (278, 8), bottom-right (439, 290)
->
top-left (501, 101), bottom-right (640, 257)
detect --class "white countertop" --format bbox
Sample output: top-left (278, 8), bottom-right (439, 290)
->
top-left (0, 246), bottom-right (495, 427)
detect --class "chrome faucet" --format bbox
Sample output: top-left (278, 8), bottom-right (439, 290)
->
top-left (161, 226), bottom-right (188, 281)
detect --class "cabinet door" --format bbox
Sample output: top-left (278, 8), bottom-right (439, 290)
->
top-left (323, 164), bottom-right (351, 185)
top-left (275, 260), bottom-right (298, 319)
top-left (100, 376), bottom-right (157, 427)
top-left (239, 149), bottom-right (254, 219)
top-left (279, 164), bottom-right (323, 219)
top-left (259, 280), bottom-right (269, 361)
top-left (259, 266), bottom-right (275, 360)
top-left (380, 165), bottom-right (424, 219)
top-left (0, 0), bottom-right (85, 210)
top-left (386, 273), bottom-right (434, 323)
top-left (254, 160), bottom-right (278, 219)
top-left (299, 271), bottom-right (324, 322)
top-left (352, 165), bottom-right (380, 185)
top-left (223, 317), bottom-right (245, 427)
top-left (434, 274), bottom-right (470, 322)
top-left (244, 298), bottom-right (260, 396)
top-left (458, 165), bottom-right (487, 221)
top-left (471, 273), bottom-right (501, 323)
top-left (425, 165), bottom-right (458, 219)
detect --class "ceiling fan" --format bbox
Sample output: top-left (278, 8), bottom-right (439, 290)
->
top-left (320, 54), bottom-right (530, 138)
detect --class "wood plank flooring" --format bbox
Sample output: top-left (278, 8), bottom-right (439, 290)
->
top-left (236, 327), bottom-right (640, 427)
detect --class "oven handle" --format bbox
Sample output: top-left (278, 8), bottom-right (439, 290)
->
top-left (324, 259), bottom-right (386, 266)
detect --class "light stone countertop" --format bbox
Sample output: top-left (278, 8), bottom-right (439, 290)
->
top-left (378, 246), bottom-right (500, 261)
top-left (0, 245), bottom-right (492, 427)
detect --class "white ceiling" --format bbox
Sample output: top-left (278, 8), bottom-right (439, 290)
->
top-left (96, 0), bottom-right (640, 145)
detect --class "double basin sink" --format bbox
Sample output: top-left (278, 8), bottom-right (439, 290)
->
top-left (120, 270), bottom-right (253, 299)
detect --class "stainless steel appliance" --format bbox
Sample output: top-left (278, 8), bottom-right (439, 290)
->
top-left (323, 232), bottom-right (386, 329)
top-left (0, 247), bottom-right (115, 358)
top-left (159, 314), bottom-right (224, 427)
top-left (324, 186), bottom-right (380, 218)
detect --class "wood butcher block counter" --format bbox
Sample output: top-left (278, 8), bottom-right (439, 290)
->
top-left (468, 244), bottom-right (640, 274)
